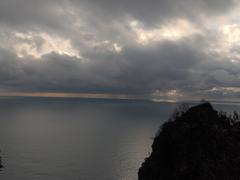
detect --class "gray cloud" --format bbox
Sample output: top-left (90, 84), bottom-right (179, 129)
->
top-left (0, 36), bottom-right (237, 98)
top-left (0, 0), bottom-right (236, 33)
top-left (0, 0), bottom-right (240, 101)
top-left (77, 0), bottom-right (236, 25)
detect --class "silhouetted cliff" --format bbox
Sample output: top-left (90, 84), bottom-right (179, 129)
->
top-left (139, 102), bottom-right (240, 180)
top-left (0, 155), bottom-right (3, 168)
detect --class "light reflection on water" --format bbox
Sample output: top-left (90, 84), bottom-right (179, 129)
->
top-left (0, 98), bottom-right (238, 180)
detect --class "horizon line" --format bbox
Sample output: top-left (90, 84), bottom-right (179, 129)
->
top-left (0, 92), bottom-right (143, 100)
top-left (0, 92), bottom-right (240, 105)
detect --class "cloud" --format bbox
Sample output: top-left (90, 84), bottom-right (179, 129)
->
top-left (78, 0), bottom-right (236, 25)
top-left (0, 0), bottom-right (240, 101)
top-left (0, 37), bottom-right (219, 96)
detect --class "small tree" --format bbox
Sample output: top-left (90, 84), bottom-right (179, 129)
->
top-left (169, 103), bottom-right (190, 121)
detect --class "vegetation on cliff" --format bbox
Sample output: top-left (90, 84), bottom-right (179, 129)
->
top-left (139, 102), bottom-right (240, 180)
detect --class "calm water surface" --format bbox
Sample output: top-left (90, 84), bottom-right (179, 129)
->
top-left (0, 97), bottom-right (239, 180)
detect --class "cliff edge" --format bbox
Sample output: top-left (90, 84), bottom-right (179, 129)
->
top-left (139, 102), bottom-right (240, 180)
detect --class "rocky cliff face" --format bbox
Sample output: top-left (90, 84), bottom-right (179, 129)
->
top-left (0, 155), bottom-right (3, 168)
top-left (0, 150), bottom-right (3, 168)
top-left (0, 161), bottom-right (2, 168)
top-left (139, 102), bottom-right (240, 180)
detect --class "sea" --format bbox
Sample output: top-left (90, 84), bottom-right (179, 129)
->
top-left (0, 97), bottom-right (239, 180)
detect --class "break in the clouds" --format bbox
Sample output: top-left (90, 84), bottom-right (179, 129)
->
top-left (0, 0), bottom-right (240, 101)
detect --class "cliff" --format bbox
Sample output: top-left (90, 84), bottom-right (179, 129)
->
top-left (139, 102), bottom-right (240, 180)
top-left (0, 156), bottom-right (3, 168)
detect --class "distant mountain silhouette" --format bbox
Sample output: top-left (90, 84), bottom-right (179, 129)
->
top-left (139, 102), bottom-right (240, 180)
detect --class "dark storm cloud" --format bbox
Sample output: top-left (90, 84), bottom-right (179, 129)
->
top-left (114, 41), bottom-right (203, 93)
top-left (0, 0), bottom-right (240, 100)
top-left (0, 37), bottom-right (238, 97)
top-left (0, 36), bottom-right (240, 100)
top-left (77, 0), bottom-right (236, 25)
top-left (0, 0), bottom-right (236, 30)
top-left (0, 1), bottom-right (57, 28)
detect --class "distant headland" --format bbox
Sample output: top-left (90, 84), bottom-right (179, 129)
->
top-left (139, 102), bottom-right (240, 180)
top-left (0, 155), bottom-right (3, 169)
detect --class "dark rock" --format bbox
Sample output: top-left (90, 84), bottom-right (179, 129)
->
top-left (138, 102), bottom-right (240, 180)
top-left (0, 151), bottom-right (3, 168)
top-left (0, 157), bottom-right (3, 168)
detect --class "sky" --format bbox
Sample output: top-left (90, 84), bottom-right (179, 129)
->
top-left (1, 0), bottom-right (240, 101)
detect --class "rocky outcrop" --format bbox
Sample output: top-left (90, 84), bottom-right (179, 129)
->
top-left (0, 156), bottom-right (3, 168)
top-left (139, 102), bottom-right (240, 180)
top-left (0, 151), bottom-right (3, 168)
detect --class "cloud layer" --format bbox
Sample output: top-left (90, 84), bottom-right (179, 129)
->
top-left (0, 0), bottom-right (240, 101)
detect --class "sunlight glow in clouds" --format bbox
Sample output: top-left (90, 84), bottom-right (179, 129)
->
top-left (2, 0), bottom-right (240, 101)
top-left (113, 43), bottom-right (123, 53)
top-left (206, 23), bottom-right (240, 62)
top-left (152, 89), bottom-right (183, 99)
top-left (209, 87), bottom-right (240, 94)
top-left (130, 19), bottom-right (201, 45)
top-left (90, 40), bottom-right (123, 53)
top-left (202, 7), bottom-right (240, 63)
top-left (0, 92), bottom-right (139, 100)
top-left (13, 32), bottom-right (81, 59)
top-left (220, 24), bottom-right (240, 61)
top-left (151, 89), bottom-right (184, 102)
